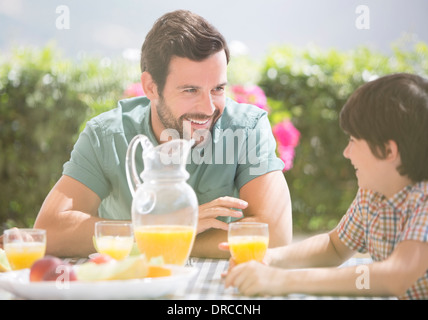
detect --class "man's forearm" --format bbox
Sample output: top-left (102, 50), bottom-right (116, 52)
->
top-left (34, 210), bottom-right (102, 258)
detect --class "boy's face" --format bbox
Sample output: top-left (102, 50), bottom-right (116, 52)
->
top-left (149, 50), bottom-right (228, 144)
top-left (343, 137), bottom-right (392, 195)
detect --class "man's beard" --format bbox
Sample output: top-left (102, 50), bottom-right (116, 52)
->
top-left (156, 95), bottom-right (220, 146)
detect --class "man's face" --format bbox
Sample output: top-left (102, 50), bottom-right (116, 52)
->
top-left (150, 51), bottom-right (228, 144)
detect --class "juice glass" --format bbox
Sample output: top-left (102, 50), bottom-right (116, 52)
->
top-left (95, 221), bottom-right (134, 260)
top-left (134, 225), bottom-right (195, 266)
top-left (228, 222), bottom-right (269, 264)
top-left (3, 228), bottom-right (46, 270)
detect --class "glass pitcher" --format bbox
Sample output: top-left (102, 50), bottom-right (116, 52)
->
top-left (125, 134), bottom-right (198, 266)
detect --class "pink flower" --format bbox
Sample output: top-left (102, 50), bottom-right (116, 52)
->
top-left (277, 145), bottom-right (296, 171)
top-left (273, 119), bottom-right (300, 171)
top-left (273, 119), bottom-right (300, 148)
top-left (231, 85), bottom-right (269, 112)
top-left (124, 82), bottom-right (145, 98)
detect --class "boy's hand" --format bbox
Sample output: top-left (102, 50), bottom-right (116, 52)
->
top-left (218, 242), bottom-right (237, 277)
top-left (224, 260), bottom-right (287, 296)
top-left (218, 242), bottom-right (271, 277)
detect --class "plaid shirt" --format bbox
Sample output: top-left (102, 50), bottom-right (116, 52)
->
top-left (337, 181), bottom-right (428, 300)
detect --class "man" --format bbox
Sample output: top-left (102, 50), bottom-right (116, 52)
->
top-left (34, 10), bottom-right (292, 258)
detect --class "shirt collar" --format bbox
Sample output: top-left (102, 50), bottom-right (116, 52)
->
top-left (382, 184), bottom-right (414, 210)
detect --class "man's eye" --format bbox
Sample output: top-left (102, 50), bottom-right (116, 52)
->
top-left (212, 87), bottom-right (225, 94)
top-left (184, 88), bottom-right (197, 93)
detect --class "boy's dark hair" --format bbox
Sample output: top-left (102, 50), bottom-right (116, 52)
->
top-left (340, 73), bottom-right (428, 182)
top-left (140, 10), bottom-right (230, 95)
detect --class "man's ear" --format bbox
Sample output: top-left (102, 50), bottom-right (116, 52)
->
top-left (141, 72), bottom-right (159, 101)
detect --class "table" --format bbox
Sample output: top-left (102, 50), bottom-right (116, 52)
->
top-left (0, 256), bottom-right (396, 300)
top-left (170, 256), bottom-right (396, 300)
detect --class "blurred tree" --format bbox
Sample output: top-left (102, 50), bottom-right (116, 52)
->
top-left (0, 45), bottom-right (136, 228)
top-left (1, 42), bottom-right (427, 233)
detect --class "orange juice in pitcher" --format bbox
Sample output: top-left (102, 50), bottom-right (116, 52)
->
top-left (134, 225), bottom-right (195, 265)
top-left (126, 135), bottom-right (198, 266)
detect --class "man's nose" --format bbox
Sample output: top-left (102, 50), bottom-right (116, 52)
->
top-left (197, 91), bottom-right (216, 115)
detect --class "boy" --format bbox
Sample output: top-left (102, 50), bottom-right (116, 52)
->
top-left (225, 73), bottom-right (428, 299)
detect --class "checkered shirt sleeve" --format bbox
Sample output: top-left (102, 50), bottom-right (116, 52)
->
top-left (336, 189), bottom-right (368, 254)
top-left (401, 185), bottom-right (428, 243)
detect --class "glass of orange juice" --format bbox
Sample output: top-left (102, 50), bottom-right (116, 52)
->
top-left (228, 222), bottom-right (269, 264)
top-left (3, 228), bottom-right (46, 270)
top-left (95, 221), bottom-right (134, 260)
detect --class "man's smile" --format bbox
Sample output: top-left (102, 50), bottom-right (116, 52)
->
top-left (186, 117), bottom-right (210, 125)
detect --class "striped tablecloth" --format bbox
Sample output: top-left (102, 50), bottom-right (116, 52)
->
top-left (172, 256), bottom-right (396, 300)
top-left (0, 256), bottom-right (396, 300)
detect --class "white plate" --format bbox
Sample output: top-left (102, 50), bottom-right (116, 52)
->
top-left (0, 265), bottom-right (197, 300)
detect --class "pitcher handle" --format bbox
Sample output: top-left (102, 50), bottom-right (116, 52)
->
top-left (125, 135), bottom-right (145, 198)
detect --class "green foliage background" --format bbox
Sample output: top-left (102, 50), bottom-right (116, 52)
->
top-left (258, 43), bottom-right (428, 231)
top-left (1, 42), bottom-right (427, 233)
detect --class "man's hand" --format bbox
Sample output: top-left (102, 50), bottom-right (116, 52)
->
top-left (197, 197), bottom-right (247, 234)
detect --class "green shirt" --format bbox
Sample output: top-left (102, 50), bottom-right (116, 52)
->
top-left (63, 97), bottom-right (284, 220)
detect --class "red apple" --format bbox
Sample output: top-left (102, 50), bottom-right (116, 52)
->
top-left (42, 263), bottom-right (77, 282)
top-left (30, 256), bottom-right (63, 282)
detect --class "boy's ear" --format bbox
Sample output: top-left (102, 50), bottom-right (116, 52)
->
top-left (141, 72), bottom-right (159, 101)
top-left (385, 140), bottom-right (399, 161)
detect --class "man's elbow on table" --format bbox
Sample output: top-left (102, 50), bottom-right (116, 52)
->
top-left (262, 204), bottom-right (292, 248)
top-left (33, 214), bottom-right (62, 256)
top-left (242, 209), bottom-right (292, 248)
top-left (269, 217), bottom-right (292, 248)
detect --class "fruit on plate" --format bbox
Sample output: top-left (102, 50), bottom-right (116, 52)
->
top-left (76, 255), bottom-right (149, 281)
top-left (145, 256), bottom-right (172, 278)
top-left (147, 265), bottom-right (172, 278)
top-left (30, 256), bottom-right (62, 281)
top-left (84, 254), bottom-right (171, 279)
top-left (89, 253), bottom-right (114, 264)
top-left (30, 256), bottom-right (77, 282)
top-left (129, 242), bottom-right (141, 256)
top-left (0, 249), bottom-right (11, 272)
top-left (42, 263), bottom-right (77, 282)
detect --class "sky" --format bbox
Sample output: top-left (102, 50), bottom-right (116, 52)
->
top-left (0, 0), bottom-right (427, 60)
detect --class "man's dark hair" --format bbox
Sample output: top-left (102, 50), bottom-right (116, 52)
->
top-left (140, 10), bottom-right (230, 95)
